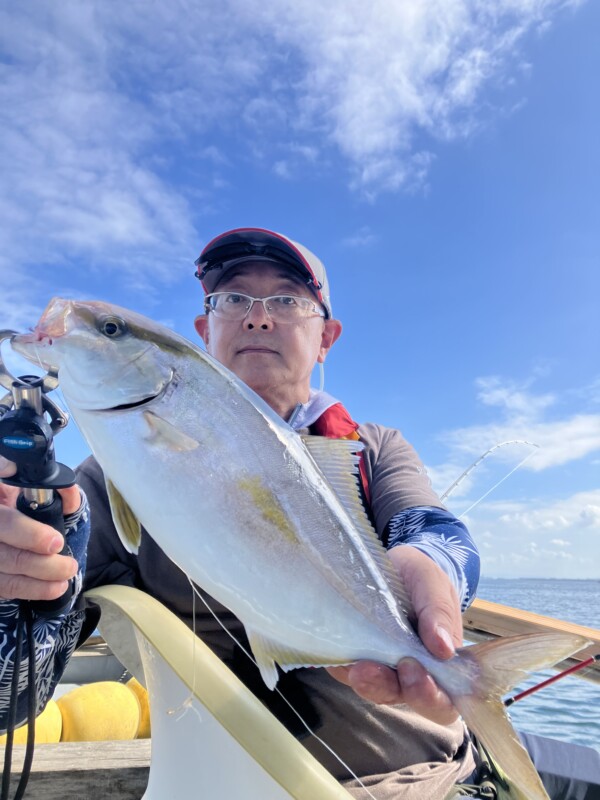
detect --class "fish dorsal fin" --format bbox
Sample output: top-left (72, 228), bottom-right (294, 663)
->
top-left (143, 410), bottom-right (199, 452)
top-left (105, 477), bottom-right (142, 555)
top-left (300, 435), bottom-right (414, 620)
top-left (246, 627), bottom-right (353, 690)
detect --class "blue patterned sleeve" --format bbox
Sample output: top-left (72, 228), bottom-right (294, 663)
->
top-left (385, 506), bottom-right (480, 611)
top-left (0, 492), bottom-right (91, 733)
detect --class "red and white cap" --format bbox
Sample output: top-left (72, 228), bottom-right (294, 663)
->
top-left (194, 227), bottom-right (332, 318)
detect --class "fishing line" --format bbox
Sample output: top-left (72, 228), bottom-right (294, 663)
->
top-left (165, 579), bottom-right (203, 722)
top-left (439, 441), bottom-right (539, 519)
top-left (458, 447), bottom-right (539, 519)
top-left (187, 580), bottom-right (379, 800)
top-left (440, 441), bottom-right (539, 503)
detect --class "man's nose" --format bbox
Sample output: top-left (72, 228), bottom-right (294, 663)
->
top-left (244, 299), bottom-right (273, 330)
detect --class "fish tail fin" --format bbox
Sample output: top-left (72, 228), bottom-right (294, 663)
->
top-left (454, 632), bottom-right (590, 800)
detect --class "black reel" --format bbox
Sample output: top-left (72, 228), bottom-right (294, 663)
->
top-left (0, 375), bottom-right (75, 490)
top-left (0, 330), bottom-right (77, 800)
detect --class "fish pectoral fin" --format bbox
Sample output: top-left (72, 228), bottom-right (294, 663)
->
top-left (246, 628), bottom-right (352, 691)
top-left (105, 478), bottom-right (142, 555)
top-left (142, 410), bottom-right (199, 452)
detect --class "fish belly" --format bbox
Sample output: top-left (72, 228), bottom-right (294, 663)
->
top-left (74, 402), bottom-right (409, 668)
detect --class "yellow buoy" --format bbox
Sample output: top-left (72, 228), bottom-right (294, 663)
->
top-left (0, 699), bottom-right (62, 745)
top-left (126, 677), bottom-right (151, 738)
top-left (56, 681), bottom-right (141, 742)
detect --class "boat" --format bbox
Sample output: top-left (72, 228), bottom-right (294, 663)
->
top-left (6, 585), bottom-right (599, 799)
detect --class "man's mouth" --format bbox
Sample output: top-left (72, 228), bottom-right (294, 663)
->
top-left (237, 346), bottom-right (278, 354)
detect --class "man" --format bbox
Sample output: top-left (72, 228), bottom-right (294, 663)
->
top-left (0, 228), bottom-right (481, 798)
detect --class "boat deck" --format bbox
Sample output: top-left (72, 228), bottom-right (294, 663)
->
top-left (6, 740), bottom-right (150, 799)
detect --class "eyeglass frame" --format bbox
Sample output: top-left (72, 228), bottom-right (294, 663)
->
top-left (204, 291), bottom-right (326, 323)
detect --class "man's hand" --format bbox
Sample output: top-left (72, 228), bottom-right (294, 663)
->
top-left (327, 545), bottom-right (463, 726)
top-left (0, 455), bottom-right (81, 601)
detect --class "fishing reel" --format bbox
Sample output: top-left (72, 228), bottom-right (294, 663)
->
top-left (0, 329), bottom-right (76, 610)
top-left (0, 331), bottom-right (80, 800)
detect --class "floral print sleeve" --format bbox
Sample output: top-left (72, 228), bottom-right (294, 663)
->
top-left (385, 506), bottom-right (480, 611)
top-left (0, 492), bottom-right (91, 733)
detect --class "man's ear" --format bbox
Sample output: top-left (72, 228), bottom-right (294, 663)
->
top-left (194, 315), bottom-right (209, 346)
top-left (318, 319), bottom-right (342, 363)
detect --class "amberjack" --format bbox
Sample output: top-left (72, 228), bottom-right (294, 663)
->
top-left (13, 298), bottom-right (590, 800)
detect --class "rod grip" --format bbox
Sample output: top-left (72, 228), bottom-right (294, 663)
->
top-left (17, 493), bottom-right (75, 616)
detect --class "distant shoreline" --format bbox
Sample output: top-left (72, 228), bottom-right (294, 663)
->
top-left (480, 576), bottom-right (600, 582)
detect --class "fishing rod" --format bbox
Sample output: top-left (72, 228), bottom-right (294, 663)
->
top-left (440, 440), bottom-right (540, 515)
top-left (504, 654), bottom-right (600, 708)
top-left (0, 330), bottom-right (76, 800)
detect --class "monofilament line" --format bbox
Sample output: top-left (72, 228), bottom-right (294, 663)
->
top-left (439, 440), bottom-right (540, 518)
top-left (187, 579), bottom-right (379, 800)
top-left (165, 578), bottom-right (202, 721)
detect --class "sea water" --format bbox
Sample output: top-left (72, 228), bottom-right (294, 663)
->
top-left (475, 578), bottom-right (600, 753)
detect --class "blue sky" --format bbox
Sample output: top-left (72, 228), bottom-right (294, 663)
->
top-left (1, 0), bottom-right (599, 579)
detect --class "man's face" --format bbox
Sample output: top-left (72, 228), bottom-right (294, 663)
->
top-left (194, 261), bottom-right (341, 408)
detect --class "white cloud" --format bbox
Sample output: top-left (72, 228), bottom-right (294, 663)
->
top-left (444, 414), bottom-right (600, 471)
top-left (439, 375), bottom-right (600, 471)
top-left (475, 376), bottom-right (556, 419)
top-left (0, 6), bottom-right (199, 304)
top-left (273, 161), bottom-right (293, 180)
top-left (0, 1), bottom-right (587, 321)
top-left (427, 375), bottom-right (600, 578)
top-left (464, 488), bottom-right (600, 577)
top-left (236, 0), bottom-right (584, 191)
top-left (496, 491), bottom-right (600, 531)
top-left (341, 227), bottom-right (379, 248)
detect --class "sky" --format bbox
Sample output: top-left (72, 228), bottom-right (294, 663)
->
top-left (1, 0), bottom-right (599, 580)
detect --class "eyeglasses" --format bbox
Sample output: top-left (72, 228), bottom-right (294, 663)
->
top-left (204, 292), bottom-right (325, 323)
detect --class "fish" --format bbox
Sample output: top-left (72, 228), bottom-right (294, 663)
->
top-left (13, 297), bottom-right (590, 800)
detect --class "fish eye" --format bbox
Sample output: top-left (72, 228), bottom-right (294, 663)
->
top-left (100, 316), bottom-right (128, 338)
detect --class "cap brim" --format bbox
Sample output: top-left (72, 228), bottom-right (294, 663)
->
top-left (195, 228), bottom-right (330, 317)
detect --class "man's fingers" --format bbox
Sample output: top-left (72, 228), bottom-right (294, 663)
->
top-left (0, 483), bottom-right (19, 509)
top-left (1, 456), bottom-right (81, 516)
top-left (331, 660), bottom-right (460, 725)
top-left (0, 456), bottom-right (17, 478)
top-left (325, 665), bottom-right (353, 687)
top-left (417, 608), bottom-right (461, 660)
top-left (0, 576), bottom-right (72, 602)
top-left (0, 457), bottom-right (19, 508)
top-left (327, 663), bottom-right (403, 704)
top-left (58, 485), bottom-right (81, 516)
top-left (389, 546), bottom-right (463, 660)
top-left (0, 487), bottom-right (81, 603)
top-left (345, 662), bottom-right (403, 705)
top-left (0, 542), bottom-right (78, 582)
top-left (396, 658), bottom-right (459, 725)
top-left (0, 506), bottom-right (66, 554)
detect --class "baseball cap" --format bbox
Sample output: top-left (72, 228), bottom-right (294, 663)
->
top-left (194, 227), bottom-right (332, 318)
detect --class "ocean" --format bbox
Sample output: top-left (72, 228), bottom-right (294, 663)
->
top-left (475, 577), bottom-right (600, 753)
